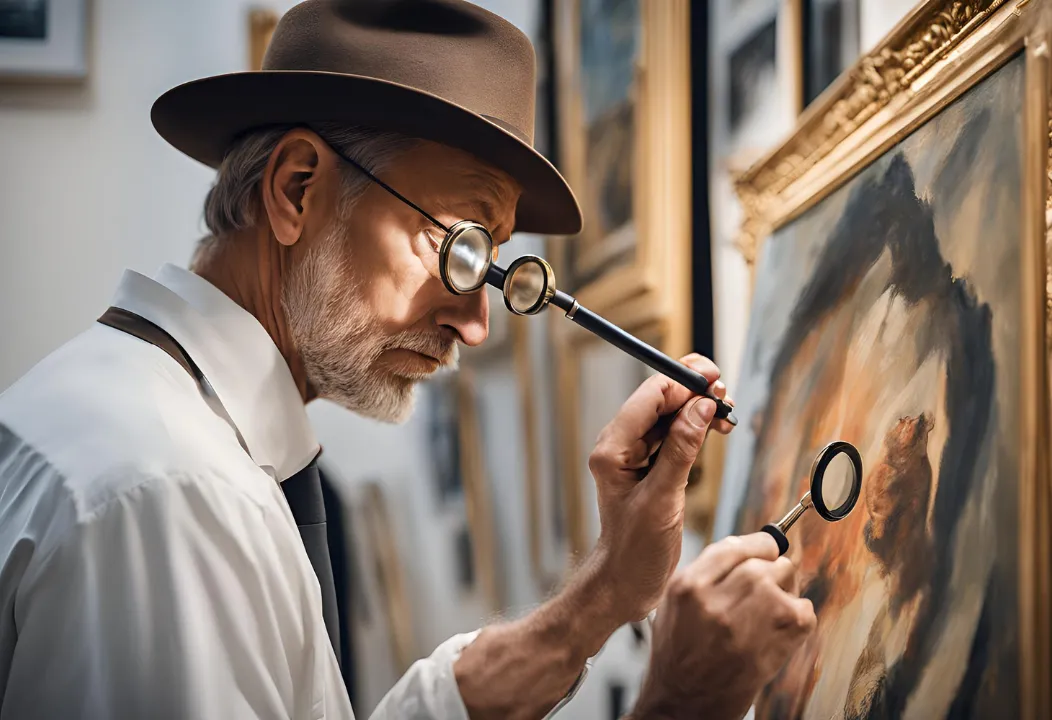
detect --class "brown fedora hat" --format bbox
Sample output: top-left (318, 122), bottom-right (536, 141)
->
top-left (151, 0), bottom-right (582, 235)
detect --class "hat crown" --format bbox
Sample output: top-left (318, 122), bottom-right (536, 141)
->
top-left (262, 0), bottom-right (536, 143)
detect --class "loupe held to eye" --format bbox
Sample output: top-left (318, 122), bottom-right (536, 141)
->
top-left (436, 221), bottom-right (738, 425)
top-left (761, 441), bottom-right (864, 556)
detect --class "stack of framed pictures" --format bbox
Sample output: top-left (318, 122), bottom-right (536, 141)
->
top-left (547, 0), bottom-right (695, 564)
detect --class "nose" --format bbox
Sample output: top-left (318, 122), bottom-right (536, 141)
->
top-left (435, 286), bottom-right (490, 347)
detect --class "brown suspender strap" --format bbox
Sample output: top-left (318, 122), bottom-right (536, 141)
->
top-left (97, 306), bottom-right (204, 384)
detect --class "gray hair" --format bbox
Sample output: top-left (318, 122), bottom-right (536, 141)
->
top-left (201, 123), bottom-right (419, 238)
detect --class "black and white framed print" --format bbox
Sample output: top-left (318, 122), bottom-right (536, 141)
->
top-left (0, 0), bottom-right (87, 80)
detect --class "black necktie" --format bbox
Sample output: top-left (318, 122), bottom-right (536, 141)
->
top-left (281, 456), bottom-right (342, 667)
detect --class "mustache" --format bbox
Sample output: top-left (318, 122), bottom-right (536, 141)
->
top-left (387, 330), bottom-right (460, 367)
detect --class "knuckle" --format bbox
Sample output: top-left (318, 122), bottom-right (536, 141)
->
top-left (739, 558), bottom-right (768, 586)
top-left (666, 571), bottom-right (695, 602)
top-left (588, 439), bottom-right (617, 473)
top-left (797, 600), bottom-right (817, 633)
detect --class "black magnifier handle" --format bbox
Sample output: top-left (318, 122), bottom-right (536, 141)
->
top-left (550, 290), bottom-right (737, 425)
top-left (760, 524), bottom-right (790, 556)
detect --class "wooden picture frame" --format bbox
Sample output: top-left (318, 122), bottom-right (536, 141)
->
top-left (360, 481), bottom-right (417, 675)
top-left (708, 0), bottom-right (804, 385)
top-left (452, 368), bottom-right (503, 612)
top-left (546, 0), bottom-right (704, 573)
top-left (721, 1), bottom-right (1051, 716)
top-left (551, 0), bottom-right (692, 324)
top-left (460, 233), bottom-right (550, 593)
top-left (248, 7), bottom-right (278, 72)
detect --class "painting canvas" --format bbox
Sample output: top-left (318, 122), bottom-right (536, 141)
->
top-left (716, 52), bottom-right (1025, 718)
top-left (563, 0), bottom-right (640, 292)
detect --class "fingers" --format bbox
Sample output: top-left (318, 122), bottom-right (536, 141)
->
top-left (644, 397), bottom-right (716, 488)
top-left (692, 532), bottom-right (781, 585)
top-left (707, 381), bottom-right (737, 435)
top-left (770, 556), bottom-right (798, 594)
top-left (792, 597), bottom-right (818, 634)
top-left (602, 354), bottom-right (721, 450)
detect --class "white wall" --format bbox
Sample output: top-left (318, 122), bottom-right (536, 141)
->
top-left (860, 0), bottom-right (923, 52)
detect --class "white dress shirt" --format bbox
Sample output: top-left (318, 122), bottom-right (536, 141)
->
top-left (0, 263), bottom-right (477, 720)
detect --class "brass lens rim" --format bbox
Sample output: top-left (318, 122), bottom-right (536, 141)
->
top-left (502, 255), bottom-right (556, 315)
top-left (439, 220), bottom-right (493, 295)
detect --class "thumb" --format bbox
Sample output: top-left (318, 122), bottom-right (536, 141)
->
top-left (648, 397), bottom-right (715, 487)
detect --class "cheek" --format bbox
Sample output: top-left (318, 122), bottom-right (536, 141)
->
top-left (358, 238), bottom-right (443, 331)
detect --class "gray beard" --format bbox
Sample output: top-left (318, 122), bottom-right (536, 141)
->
top-left (280, 223), bottom-right (458, 423)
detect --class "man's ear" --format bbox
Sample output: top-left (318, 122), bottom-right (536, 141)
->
top-left (261, 129), bottom-right (338, 247)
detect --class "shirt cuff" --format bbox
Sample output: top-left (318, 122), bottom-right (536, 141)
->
top-left (368, 631), bottom-right (480, 720)
top-left (368, 629), bottom-right (591, 719)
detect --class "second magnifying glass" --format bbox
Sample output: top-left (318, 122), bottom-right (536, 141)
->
top-left (761, 441), bottom-right (863, 556)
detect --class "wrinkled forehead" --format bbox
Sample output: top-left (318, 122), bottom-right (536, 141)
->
top-left (394, 141), bottom-right (522, 238)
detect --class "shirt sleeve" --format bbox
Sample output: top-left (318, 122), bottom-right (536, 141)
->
top-left (4, 469), bottom-right (353, 720)
top-left (366, 632), bottom-right (592, 720)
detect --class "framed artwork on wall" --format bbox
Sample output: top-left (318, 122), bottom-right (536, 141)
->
top-left (0, 0), bottom-right (88, 80)
top-left (722, 0), bottom-right (1051, 716)
top-left (552, 0), bottom-right (640, 298)
top-left (802, 0), bottom-right (861, 106)
top-left (359, 481), bottom-right (417, 676)
top-left (546, 0), bottom-right (699, 564)
top-left (707, 0), bottom-right (803, 390)
top-left (422, 370), bottom-right (502, 611)
top-left (551, 0), bottom-right (692, 325)
top-left (248, 7), bottom-right (279, 72)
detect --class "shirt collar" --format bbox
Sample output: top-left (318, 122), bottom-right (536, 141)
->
top-left (110, 263), bottom-right (319, 481)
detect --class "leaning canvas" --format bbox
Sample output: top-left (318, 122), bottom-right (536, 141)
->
top-left (714, 1), bottom-right (1051, 718)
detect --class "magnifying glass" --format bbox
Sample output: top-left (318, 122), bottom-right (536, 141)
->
top-left (760, 440), bottom-right (863, 556)
top-left (435, 221), bottom-right (738, 425)
top-left (632, 440), bottom-right (863, 649)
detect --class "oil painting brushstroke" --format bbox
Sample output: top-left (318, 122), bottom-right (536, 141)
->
top-left (714, 52), bottom-right (1024, 719)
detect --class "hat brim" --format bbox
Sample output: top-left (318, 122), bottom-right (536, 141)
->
top-left (151, 71), bottom-right (582, 236)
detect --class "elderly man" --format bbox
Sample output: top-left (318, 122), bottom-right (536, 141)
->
top-left (0, 1), bottom-right (814, 718)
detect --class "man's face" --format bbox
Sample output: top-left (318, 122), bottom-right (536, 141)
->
top-left (281, 139), bottom-right (519, 423)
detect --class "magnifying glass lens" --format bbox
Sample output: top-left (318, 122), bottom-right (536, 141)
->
top-left (507, 261), bottom-right (547, 313)
top-left (810, 441), bottom-right (863, 521)
top-left (820, 453), bottom-right (855, 513)
top-left (445, 225), bottom-right (492, 293)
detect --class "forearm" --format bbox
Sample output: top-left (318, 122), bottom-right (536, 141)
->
top-left (453, 549), bottom-right (622, 719)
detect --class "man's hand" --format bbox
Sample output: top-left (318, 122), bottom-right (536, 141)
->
top-left (589, 354), bottom-right (735, 625)
top-left (452, 354), bottom-right (734, 720)
top-left (629, 533), bottom-right (817, 720)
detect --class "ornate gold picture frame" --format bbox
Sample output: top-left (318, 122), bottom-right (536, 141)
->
top-left (721, 0), bottom-right (1051, 715)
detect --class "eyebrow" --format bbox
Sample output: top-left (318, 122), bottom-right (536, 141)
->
top-left (433, 195), bottom-right (503, 233)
